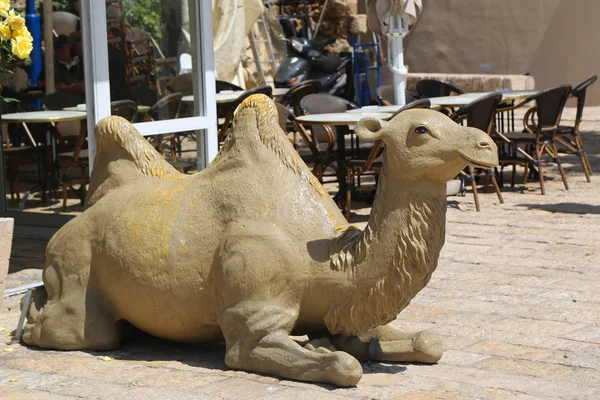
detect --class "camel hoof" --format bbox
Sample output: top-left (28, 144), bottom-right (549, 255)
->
top-left (413, 331), bottom-right (443, 363)
top-left (326, 351), bottom-right (363, 386)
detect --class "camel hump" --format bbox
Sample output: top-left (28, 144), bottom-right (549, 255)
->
top-left (94, 116), bottom-right (182, 179)
top-left (86, 116), bottom-right (184, 207)
top-left (232, 94), bottom-right (280, 142)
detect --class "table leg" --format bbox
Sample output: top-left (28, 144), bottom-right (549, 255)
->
top-left (335, 126), bottom-right (348, 213)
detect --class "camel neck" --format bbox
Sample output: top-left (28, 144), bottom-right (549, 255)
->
top-left (325, 161), bottom-right (448, 335)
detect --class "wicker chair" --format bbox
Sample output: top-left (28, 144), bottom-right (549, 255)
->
top-left (343, 99), bottom-right (431, 219)
top-left (110, 100), bottom-right (138, 122)
top-left (217, 85), bottom-right (273, 141)
top-left (555, 75), bottom-right (597, 181)
top-left (216, 80), bottom-right (243, 93)
top-left (145, 92), bottom-right (183, 163)
top-left (2, 126), bottom-right (36, 202)
top-left (166, 73), bottom-right (193, 96)
top-left (449, 93), bottom-right (504, 211)
top-left (376, 85), bottom-right (420, 106)
top-left (297, 93), bottom-right (358, 182)
top-left (57, 122), bottom-right (89, 211)
top-left (500, 85), bottom-right (572, 194)
top-left (280, 80), bottom-right (322, 115)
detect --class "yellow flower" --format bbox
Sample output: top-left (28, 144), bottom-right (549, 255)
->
top-left (12, 34), bottom-right (33, 59)
top-left (0, 0), bottom-right (10, 18)
top-left (0, 23), bottom-right (10, 40)
top-left (6, 11), bottom-right (25, 31)
top-left (12, 25), bottom-right (32, 42)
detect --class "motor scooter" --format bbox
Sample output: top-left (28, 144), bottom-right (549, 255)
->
top-left (274, 35), bottom-right (352, 98)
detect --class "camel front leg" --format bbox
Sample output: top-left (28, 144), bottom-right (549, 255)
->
top-left (220, 303), bottom-right (363, 386)
top-left (329, 324), bottom-right (443, 364)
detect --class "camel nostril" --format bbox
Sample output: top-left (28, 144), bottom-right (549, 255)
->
top-left (478, 141), bottom-right (491, 148)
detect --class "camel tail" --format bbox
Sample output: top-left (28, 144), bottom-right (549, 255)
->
top-left (86, 116), bottom-right (184, 207)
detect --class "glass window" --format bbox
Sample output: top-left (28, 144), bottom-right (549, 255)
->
top-left (1, 0), bottom-right (217, 226)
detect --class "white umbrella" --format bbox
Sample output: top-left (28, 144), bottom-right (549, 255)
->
top-left (366, 0), bottom-right (423, 105)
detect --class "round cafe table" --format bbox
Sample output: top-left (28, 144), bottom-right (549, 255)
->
top-left (2, 110), bottom-right (87, 123)
top-left (183, 88), bottom-right (289, 104)
top-left (295, 112), bottom-right (394, 211)
top-left (347, 104), bottom-right (442, 113)
top-left (63, 104), bottom-right (151, 114)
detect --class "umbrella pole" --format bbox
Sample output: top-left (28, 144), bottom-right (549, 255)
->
top-left (388, 36), bottom-right (407, 106)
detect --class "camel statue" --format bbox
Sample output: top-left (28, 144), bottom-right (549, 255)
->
top-left (22, 94), bottom-right (498, 386)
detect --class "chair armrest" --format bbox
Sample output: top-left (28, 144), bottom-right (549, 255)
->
top-left (448, 111), bottom-right (466, 124)
top-left (364, 140), bottom-right (384, 170)
top-left (496, 98), bottom-right (532, 113)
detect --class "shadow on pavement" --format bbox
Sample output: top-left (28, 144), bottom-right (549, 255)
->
top-left (517, 202), bottom-right (600, 214)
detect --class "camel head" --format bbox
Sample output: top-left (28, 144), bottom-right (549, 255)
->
top-left (355, 109), bottom-right (499, 182)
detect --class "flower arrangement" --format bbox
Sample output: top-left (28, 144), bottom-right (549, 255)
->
top-left (0, 0), bottom-right (33, 72)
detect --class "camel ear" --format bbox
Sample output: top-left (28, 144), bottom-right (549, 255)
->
top-left (355, 117), bottom-right (385, 141)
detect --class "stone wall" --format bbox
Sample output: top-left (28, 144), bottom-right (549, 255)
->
top-left (398, 0), bottom-right (600, 104)
top-left (406, 73), bottom-right (535, 93)
top-left (273, 0), bottom-right (362, 53)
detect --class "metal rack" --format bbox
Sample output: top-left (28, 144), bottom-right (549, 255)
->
top-left (352, 35), bottom-right (381, 107)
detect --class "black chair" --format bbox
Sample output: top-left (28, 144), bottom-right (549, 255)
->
top-left (2, 124), bottom-right (37, 203)
top-left (218, 85), bottom-right (273, 141)
top-left (216, 80), bottom-right (244, 93)
top-left (281, 80), bottom-right (322, 115)
top-left (215, 81), bottom-right (245, 124)
top-left (449, 93), bottom-right (504, 211)
top-left (297, 93), bottom-right (358, 182)
top-left (501, 84), bottom-right (572, 194)
top-left (274, 102), bottom-right (291, 133)
top-left (146, 92), bottom-right (183, 122)
top-left (110, 100), bottom-right (138, 123)
top-left (416, 79), bottom-right (464, 98)
top-left (376, 85), bottom-right (420, 106)
top-left (555, 75), bottom-right (597, 181)
top-left (343, 99), bottom-right (431, 219)
top-left (166, 73), bottom-right (193, 96)
top-left (145, 93), bottom-right (183, 163)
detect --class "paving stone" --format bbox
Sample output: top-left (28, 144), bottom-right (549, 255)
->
top-left (191, 377), bottom-right (284, 399)
top-left (0, 386), bottom-right (77, 399)
top-left (437, 350), bottom-right (492, 367)
top-left (475, 357), bottom-right (575, 378)
top-left (560, 326), bottom-right (600, 344)
top-left (464, 341), bottom-right (554, 361)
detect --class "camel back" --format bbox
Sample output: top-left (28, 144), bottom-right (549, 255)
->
top-left (86, 95), bottom-right (334, 211)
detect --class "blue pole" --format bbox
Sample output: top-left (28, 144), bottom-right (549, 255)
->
top-left (25, 0), bottom-right (42, 109)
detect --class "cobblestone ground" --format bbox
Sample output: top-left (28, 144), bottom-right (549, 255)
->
top-left (2, 107), bottom-right (600, 399)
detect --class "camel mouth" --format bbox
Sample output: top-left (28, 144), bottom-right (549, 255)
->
top-left (460, 154), bottom-right (498, 169)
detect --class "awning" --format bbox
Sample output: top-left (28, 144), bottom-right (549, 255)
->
top-left (212, 0), bottom-right (263, 83)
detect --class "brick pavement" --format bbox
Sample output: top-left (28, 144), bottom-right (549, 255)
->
top-left (1, 107), bottom-right (600, 399)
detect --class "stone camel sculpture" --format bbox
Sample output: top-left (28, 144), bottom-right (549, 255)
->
top-left (22, 94), bottom-right (498, 386)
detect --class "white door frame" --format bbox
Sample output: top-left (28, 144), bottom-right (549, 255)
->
top-left (80, 0), bottom-right (218, 172)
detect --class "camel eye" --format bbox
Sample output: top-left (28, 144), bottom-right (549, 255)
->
top-left (415, 125), bottom-right (429, 134)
